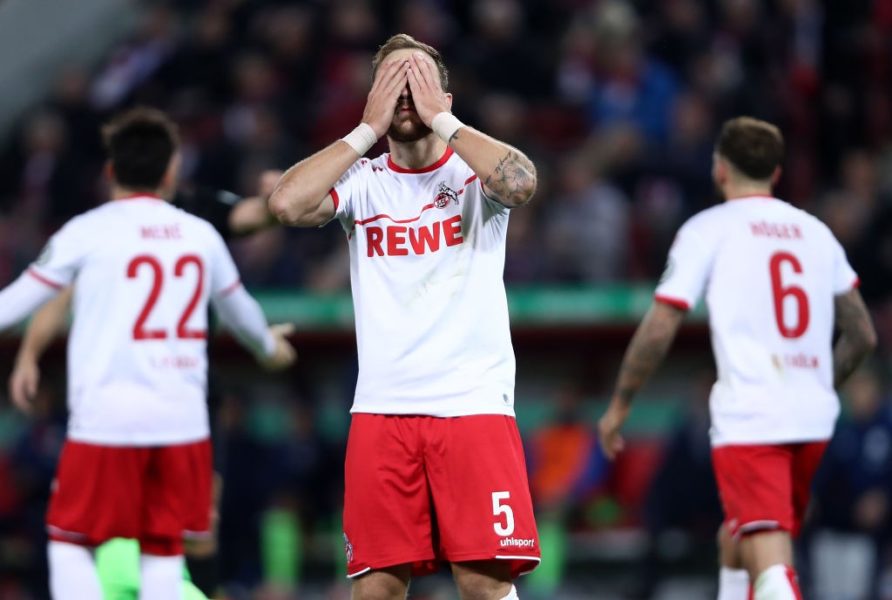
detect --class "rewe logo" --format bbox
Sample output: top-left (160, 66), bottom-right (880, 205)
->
top-left (365, 215), bottom-right (463, 257)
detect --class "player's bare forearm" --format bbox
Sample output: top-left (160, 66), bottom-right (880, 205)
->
top-left (833, 288), bottom-right (877, 387)
top-left (611, 302), bottom-right (686, 408)
top-left (449, 128), bottom-right (537, 208)
top-left (268, 141), bottom-right (358, 227)
top-left (229, 170), bottom-right (283, 236)
top-left (228, 196), bottom-right (279, 236)
top-left (17, 286), bottom-right (72, 363)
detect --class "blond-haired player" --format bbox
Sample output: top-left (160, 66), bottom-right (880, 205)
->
top-left (270, 33), bottom-right (539, 600)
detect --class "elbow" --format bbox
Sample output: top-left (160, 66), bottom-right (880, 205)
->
top-left (864, 325), bottom-right (879, 354)
top-left (498, 177), bottom-right (537, 209)
top-left (511, 178), bottom-right (537, 207)
top-left (508, 157), bottom-right (539, 207)
top-left (268, 190), bottom-right (302, 226)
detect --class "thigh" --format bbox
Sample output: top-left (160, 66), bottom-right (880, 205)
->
top-left (712, 444), bottom-right (795, 538)
top-left (47, 441), bottom-right (148, 545)
top-left (425, 415), bottom-right (540, 578)
top-left (141, 439), bottom-right (213, 554)
top-left (344, 414), bottom-right (436, 578)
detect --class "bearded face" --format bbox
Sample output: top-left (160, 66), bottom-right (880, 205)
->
top-left (387, 93), bottom-right (432, 143)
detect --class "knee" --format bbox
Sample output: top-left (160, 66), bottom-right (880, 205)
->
top-left (456, 579), bottom-right (512, 600)
top-left (351, 568), bottom-right (410, 600)
top-left (454, 564), bottom-right (513, 600)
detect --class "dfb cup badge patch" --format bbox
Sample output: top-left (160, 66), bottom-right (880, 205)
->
top-left (434, 182), bottom-right (458, 209)
top-left (343, 533), bottom-right (354, 562)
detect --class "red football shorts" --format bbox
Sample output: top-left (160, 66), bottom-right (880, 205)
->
top-left (712, 441), bottom-right (828, 539)
top-left (343, 414), bottom-right (540, 578)
top-left (46, 438), bottom-right (213, 555)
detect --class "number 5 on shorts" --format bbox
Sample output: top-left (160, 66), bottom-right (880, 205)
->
top-left (492, 491), bottom-right (515, 537)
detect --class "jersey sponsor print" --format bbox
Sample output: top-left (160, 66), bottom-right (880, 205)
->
top-left (330, 148), bottom-right (516, 417)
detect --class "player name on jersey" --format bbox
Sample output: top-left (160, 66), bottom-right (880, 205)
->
top-left (364, 215), bottom-right (463, 257)
top-left (141, 224), bottom-right (183, 240)
top-left (749, 220), bottom-right (803, 240)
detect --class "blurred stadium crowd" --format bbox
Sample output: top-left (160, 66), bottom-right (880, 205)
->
top-left (1, 0), bottom-right (892, 598)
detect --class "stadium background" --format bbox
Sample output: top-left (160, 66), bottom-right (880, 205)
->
top-left (0, 0), bottom-right (890, 598)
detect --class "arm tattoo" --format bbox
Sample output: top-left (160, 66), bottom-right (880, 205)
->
top-left (614, 304), bottom-right (686, 407)
top-left (483, 150), bottom-right (537, 206)
top-left (833, 289), bottom-right (877, 387)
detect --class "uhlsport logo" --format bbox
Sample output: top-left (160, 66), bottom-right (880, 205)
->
top-left (343, 533), bottom-right (354, 562)
top-left (434, 181), bottom-right (458, 208)
top-left (499, 537), bottom-right (536, 549)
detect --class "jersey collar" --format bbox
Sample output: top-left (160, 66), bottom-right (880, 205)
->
top-left (727, 194), bottom-right (776, 201)
top-left (386, 147), bottom-right (454, 174)
top-left (115, 193), bottom-right (165, 202)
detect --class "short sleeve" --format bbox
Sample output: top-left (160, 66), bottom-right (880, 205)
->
top-left (205, 227), bottom-right (243, 297)
top-left (477, 179), bottom-right (511, 215)
top-left (28, 220), bottom-right (89, 289)
top-left (654, 220), bottom-right (713, 310)
top-left (330, 159), bottom-right (371, 222)
top-left (831, 235), bottom-right (859, 295)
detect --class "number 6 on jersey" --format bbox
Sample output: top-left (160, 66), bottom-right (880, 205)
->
top-left (769, 251), bottom-right (810, 339)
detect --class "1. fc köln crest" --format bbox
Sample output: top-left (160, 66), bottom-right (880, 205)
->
top-left (434, 182), bottom-right (459, 208)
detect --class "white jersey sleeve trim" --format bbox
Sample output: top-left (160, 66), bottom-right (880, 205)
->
top-left (27, 267), bottom-right (65, 290)
top-left (654, 293), bottom-right (691, 311)
top-left (217, 278), bottom-right (242, 298)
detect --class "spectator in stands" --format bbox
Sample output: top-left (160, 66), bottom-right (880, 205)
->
top-left (637, 372), bottom-right (722, 599)
top-left (810, 366), bottom-right (892, 600)
top-left (581, 1), bottom-right (679, 145)
top-left (543, 151), bottom-right (630, 283)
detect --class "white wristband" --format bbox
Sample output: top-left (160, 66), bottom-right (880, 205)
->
top-left (341, 123), bottom-right (378, 156)
top-left (432, 112), bottom-right (464, 143)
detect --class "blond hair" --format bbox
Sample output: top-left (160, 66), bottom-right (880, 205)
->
top-left (372, 33), bottom-right (449, 90)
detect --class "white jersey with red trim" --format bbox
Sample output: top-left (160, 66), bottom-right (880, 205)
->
top-left (29, 197), bottom-right (244, 445)
top-left (655, 196), bottom-right (859, 446)
top-left (330, 148), bottom-right (516, 417)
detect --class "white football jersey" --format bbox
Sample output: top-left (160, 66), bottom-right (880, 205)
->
top-left (331, 148), bottom-right (516, 416)
top-left (30, 197), bottom-right (244, 445)
top-left (655, 196), bottom-right (859, 446)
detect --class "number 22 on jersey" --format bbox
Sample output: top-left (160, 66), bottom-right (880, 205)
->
top-left (127, 254), bottom-right (206, 340)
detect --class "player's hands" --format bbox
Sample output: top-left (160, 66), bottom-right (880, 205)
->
top-left (406, 52), bottom-right (451, 127)
top-left (260, 323), bottom-right (298, 371)
top-left (9, 356), bottom-right (39, 415)
top-left (362, 58), bottom-right (410, 138)
top-left (597, 402), bottom-right (629, 461)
